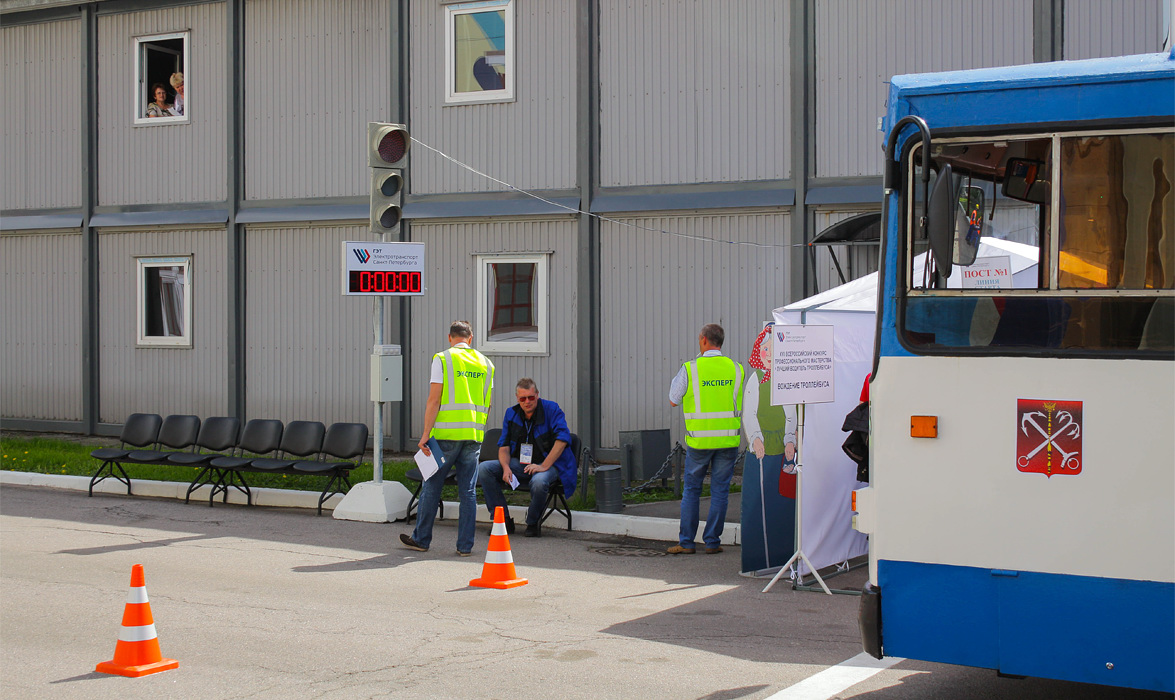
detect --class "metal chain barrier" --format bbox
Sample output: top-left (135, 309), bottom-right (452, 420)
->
top-left (621, 442), bottom-right (685, 494)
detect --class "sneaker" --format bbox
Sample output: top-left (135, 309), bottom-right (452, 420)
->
top-left (666, 545), bottom-right (696, 554)
top-left (704, 546), bottom-right (724, 554)
top-left (399, 533), bottom-right (428, 552)
top-left (456, 550), bottom-right (473, 557)
top-left (524, 523), bottom-right (541, 538)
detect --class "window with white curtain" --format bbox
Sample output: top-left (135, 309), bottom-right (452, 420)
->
top-left (137, 256), bottom-right (192, 347)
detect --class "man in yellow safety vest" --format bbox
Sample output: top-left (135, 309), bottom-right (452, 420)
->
top-left (401, 320), bottom-right (494, 556)
top-left (667, 323), bottom-right (743, 554)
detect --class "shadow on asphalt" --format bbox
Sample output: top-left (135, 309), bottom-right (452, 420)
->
top-left (842, 660), bottom-right (1173, 700)
top-left (4, 484), bottom-right (866, 668)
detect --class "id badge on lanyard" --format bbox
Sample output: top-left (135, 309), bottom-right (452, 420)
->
top-left (520, 443), bottom-right (534, 465)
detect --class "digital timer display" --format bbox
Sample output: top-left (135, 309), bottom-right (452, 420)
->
top-left (348, 270), bottom-right (422, 294)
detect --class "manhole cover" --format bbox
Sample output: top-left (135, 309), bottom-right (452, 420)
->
top-left (591, 546), bottom-right (667, 557)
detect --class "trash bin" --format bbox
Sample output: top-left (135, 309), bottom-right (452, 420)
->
top-left (595, 464), bottom-right (624, 513)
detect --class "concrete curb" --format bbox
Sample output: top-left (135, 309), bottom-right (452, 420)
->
top-left (1, 470), bottom-right (741, 545)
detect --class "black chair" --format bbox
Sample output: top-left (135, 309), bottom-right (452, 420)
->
top-left (206, 419), bottom-right (284, 506)
top-left (122, 414), bottom-right (201, 464)
top-left (292, 422), bottom-right (369, 515)
top-left (171, 417), bottom-right (241, 502)
top-left (515, 432), bottom-right (580, 531)
top-left (405, 428), bottom-right (501, 522)
top-left (249, 421), bottom-right (326, 472)
top-left (89, 413), bottom-right (163, 496)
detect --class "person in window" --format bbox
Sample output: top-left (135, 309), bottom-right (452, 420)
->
top-left (477, 378), bottom-right (575, 538)
top-left (145, 83), bottom-right (173, 118)
top-left (167, 73), bottom-right (184, 116)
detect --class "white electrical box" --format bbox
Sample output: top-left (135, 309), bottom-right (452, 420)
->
top-left (370, 345), bottom-right (403, 402)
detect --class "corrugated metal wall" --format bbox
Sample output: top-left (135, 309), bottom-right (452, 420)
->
top-left (409, 2), bottom-right (576, 194)
top-left (243, 223), bottom-right (378, 425)
top-left (97, 227), bottom-right (228, 421)
top-left (0, 19), bottom-right (83, 211)
top-left (244, 0), bottom-right (390, 201)
top-left (598, 0), bottom-right (791, 187)
top-left (815, 0), bottom-right (1034, 178)
top-left (96, 3), bottom-right (228, 206)
top-left (599, 211), bottom-right (790, 448)
top-left (1064, 0), bottom-right (1164, 59)
top-left (408, 218), bottom-right (580, 436)
top-left (0, 232), bottom-right (84, 421)
top-left (811, 209), bottom-right (880, 293)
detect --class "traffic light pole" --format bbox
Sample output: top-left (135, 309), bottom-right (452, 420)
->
top-left (332, 123), bottom-right (414, 522)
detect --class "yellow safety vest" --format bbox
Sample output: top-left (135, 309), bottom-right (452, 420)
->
top-left (432, 347), bottom-right (493, 442)
top-left (681, 355), bottom-right (743, 449)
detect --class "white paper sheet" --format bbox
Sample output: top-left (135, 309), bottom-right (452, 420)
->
top-left (414, 448), bottom-right (440, 480)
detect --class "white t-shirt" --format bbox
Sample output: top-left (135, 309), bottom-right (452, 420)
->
top-left (429, 343), bottom-right (494, 389)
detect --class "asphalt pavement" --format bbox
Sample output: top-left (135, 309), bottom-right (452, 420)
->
top-left (2, 484), bottom-right (1167, 700)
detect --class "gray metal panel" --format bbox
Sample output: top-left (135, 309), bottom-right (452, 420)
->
top-left (96, 3), bottom-right (228, 206)
top-left (409, 219), bottom-right (580, 437)
top-left (1064, 0), bottom-right (1164, 59)
top-left (0, 18), bottom-right (82, 211)
top-left (409, 1), bottom-right (577, 194)
top-left (815, 0), bottom-right (1034, 178)
top-left (405, 195), bottom-right (581, 219)
top-left (243, 224), bottom-right (376, 425)
top-left (598, 0), bottom-right (791, 188)
top-left (0, 231), bottom-right (84, 421)
top-left (244, 0), bottom-right (391, 201)
top-left (1, 214), bottom-right (85, 231)
top-left (96, 227), bottom-right (228, 421)
top-left (90, 209), bottom-right (229, 226)
top-left (599, 211), bottom-right (790, 448)
top-left (591, 188), bottom-right (795, 213)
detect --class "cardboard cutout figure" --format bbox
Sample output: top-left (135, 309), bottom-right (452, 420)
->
top-left (740, 323), bottom-right (799, 575)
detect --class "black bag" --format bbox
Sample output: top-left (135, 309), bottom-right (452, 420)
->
top-left (840, 402), bottom-right (869, 482)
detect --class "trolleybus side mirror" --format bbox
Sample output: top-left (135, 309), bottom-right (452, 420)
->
top-left (927, 163), bottom-right (955, 280)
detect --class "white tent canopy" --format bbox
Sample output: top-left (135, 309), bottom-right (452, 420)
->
top-left (771, 238), bottom-right (1039, 575)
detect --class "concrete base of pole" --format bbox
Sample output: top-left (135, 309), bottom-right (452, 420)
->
top-left (331, 480), bottom-right (413, 523)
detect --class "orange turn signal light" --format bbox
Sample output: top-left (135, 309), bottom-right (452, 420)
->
top-left (910, 415), bottom-right (938, 438)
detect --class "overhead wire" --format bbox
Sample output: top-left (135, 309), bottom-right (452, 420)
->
top-left (409, 136), bottom-right (793, 251)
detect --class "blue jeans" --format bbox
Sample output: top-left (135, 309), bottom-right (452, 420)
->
top-left (477, 458), bottom-right (559, 526)
top-left (412, 439), bottom-right (479, 553)
top-left (679, 446), bottom-right (737, 549)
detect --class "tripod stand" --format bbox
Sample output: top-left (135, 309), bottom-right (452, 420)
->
top-left (762, 403), bottom-right (832, 595)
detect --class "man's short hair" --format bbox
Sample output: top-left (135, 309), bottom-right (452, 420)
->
top-left (515, 378), bottom-right (537, 393)
top-left (701, 323), bottom-right (725, 348)
top-left (449, 320), bottom-right (473, 339)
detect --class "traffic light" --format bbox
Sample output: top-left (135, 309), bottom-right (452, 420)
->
top-left (368, 122), bottom-right (409, 237)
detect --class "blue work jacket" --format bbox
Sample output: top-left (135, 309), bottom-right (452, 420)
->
top-left (497, 398), bottom-right (577, 497)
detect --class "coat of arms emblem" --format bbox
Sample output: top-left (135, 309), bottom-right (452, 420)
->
top-left (1016, 399), bottom-right (1082, 477)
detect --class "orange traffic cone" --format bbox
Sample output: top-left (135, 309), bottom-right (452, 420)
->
top-left (95, 564), bottom-right (179, 678)
top-left (470, 506), bottom-right (528, 589)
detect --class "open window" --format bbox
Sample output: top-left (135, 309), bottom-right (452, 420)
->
top-left (134, 32), bottom-right (189, 126)
top-left (137, 256), bottom-right (192, 347)
top-left (475, 253), bottom-right (548, 354)
top-left (445, 0), bottom-right (514, 104)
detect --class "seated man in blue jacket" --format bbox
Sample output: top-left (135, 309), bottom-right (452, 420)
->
top-left (477, 377), bottom-right (577, 538)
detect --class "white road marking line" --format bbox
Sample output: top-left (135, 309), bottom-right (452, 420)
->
top-left (766, 652), bottom-right (905, 700)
